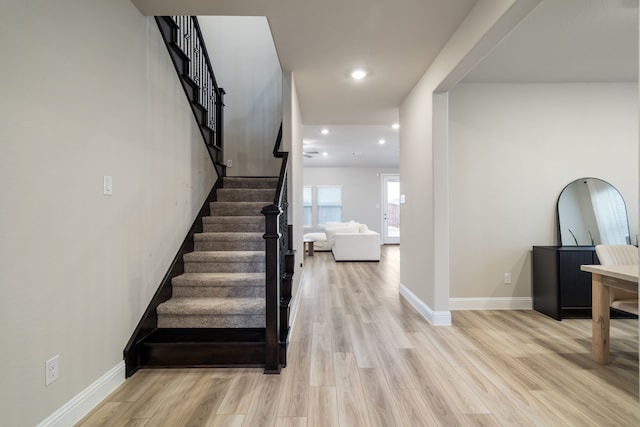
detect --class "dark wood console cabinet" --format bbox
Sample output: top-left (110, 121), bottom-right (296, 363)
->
top-left (532, 246), bottom-right (598, 320)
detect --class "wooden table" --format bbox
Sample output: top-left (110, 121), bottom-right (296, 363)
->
top-left (580, 264), bottom-right (638, 364)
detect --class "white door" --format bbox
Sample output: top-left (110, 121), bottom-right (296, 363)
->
top-left (382, 174), bottom-right (400, 244)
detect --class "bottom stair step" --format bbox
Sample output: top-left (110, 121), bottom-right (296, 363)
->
top-left (138, 328), bottom-right (266, 367)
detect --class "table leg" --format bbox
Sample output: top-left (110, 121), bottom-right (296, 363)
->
top-left (592, 273), bottom-right (610, 364)
top-left (308, 241), bottom-right (314, 256)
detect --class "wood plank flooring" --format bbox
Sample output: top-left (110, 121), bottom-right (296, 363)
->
top-left (78, 246), bottom-right (639, 426)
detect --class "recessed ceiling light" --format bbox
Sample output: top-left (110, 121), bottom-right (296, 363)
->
top-left (392, 123), bottom-right (400, 130)
top-left (321, 128), bottom-right (329, 135)
top-left (378, 139), bottom-right (386, 145)
top-left (350, 69), bottom-right (367, 80)
top-left (322, 152), bottom-right (328, 156)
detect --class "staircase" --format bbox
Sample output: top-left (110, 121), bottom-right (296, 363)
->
top-left (156, 177), bottom-right (277, 329)
top-left (124, 16), bottom-right (291, 376)
top-left (125, 177), bottom-right (282, 371)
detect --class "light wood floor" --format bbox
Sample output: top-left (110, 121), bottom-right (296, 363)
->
top-left (78, 246), bottom-right (639, 426)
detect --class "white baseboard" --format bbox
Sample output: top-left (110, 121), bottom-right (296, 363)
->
top-left (399, 283), bottom-right (451, 326)
top-left (37, 361), bottom-right (126, 427)
top-left (449, 297), bottom-right (533, 310)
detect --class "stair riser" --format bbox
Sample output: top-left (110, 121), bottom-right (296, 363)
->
top-left (184, 262), bottom-right (265, 273)
top-left (195, 241), bottom-right (265, 251)
top-left (191, 102), bottom-right (206, 123)
top-left (158, 314), bottom-right (265, 328)
top-left (203, 223), bottom-right (264, 232)
top-left (139, 341), bottom-right (266, 368)
top-left (173, 286), bottom-right (265, 298)
top-left (217, 189), bottom-right (275, 203)
top-left (210, 203), bottom-right (266, 216)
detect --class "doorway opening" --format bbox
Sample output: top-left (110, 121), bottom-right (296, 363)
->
top-left (381, 174), bottom-right (400, 244)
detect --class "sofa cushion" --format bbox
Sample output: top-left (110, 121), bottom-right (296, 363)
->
top-left (325, 221), bottom-right (347, 227)
top-left (325, 224), bottom-right (360, 247)
top-left (303, 232), bottom-right (327, 242)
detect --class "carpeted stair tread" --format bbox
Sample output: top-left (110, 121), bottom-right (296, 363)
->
top-left (210, 202), bottom-right (269, 216)
top-left (212, 202), bottom-right (268, 207)
top-left (157, 297), bottom-right (265, 315)
top-left (217, 188), bottom-right (275, 203)
top-left (202, 216), bottom-right (264, 232)
top-left (171, 272), bottom-right (265, 298)
top-left (183, 250), bottom-right (264, 262)
top-left (202, 216), bottom-right (263, 224)
top-left (193, 232), bottom-right (265, 251)
top-left (194, 232), bottom-right (263, 242)
top-left (183, 252), bottom-right (264, 272)
top-left (172, 272), bottom-right (265, 287)
top-left (223, 177), bottom-right (279, 189)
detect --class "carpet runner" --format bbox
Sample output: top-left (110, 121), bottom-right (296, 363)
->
top-left (156, 177), bottom-right (277, 328)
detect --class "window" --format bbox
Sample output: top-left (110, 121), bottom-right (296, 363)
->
top-left (317, 186), bottom-right (342, 224)
top-left (303, 186), bottom-right (312, 227)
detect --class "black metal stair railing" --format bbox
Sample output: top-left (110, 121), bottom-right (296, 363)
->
top-left (156, 16), bottom-right (226, 177)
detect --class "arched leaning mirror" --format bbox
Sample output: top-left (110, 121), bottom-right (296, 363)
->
top-left (557, 178), bottom-right (630, 246)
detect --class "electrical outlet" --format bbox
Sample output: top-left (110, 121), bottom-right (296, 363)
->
top-left (504, 273), bottom-right (512, 284)
top-left (45, 355), bottom-right (60, 386)
top-left (227, 159), bottom-right (233, 168)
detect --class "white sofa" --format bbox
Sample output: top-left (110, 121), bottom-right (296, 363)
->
top-left (304, 221), bottom-right (381, 261)
top-left (332, 229), bottom-right (381, 261)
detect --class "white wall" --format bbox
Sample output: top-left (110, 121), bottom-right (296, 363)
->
top-left (399, 0), bottom-right (539, 318)
top-left (303, 167), bottom-right (399, 234)
top-left (282, 72), bottom-right (305, 305)
top-left (0, 1), bottom-right (216, 425)
top-left (199, 16), bottom-right (282, 177)
top-left (449, 82), bottom-right (638, 299)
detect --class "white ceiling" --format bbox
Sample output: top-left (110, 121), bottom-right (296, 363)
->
top-left (302, 125), bottom-right (399, 168)
top-left (131, 0), bottom-right (477, 125)
top-left (131, 0), bottom-right (638, 168)
top-left (131, 0), bottom-right (477, 168)
top-left (464, 0), bottom-right (638, 83)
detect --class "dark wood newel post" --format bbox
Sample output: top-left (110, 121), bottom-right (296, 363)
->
top-left (262, 204), bottom-right (282, 374)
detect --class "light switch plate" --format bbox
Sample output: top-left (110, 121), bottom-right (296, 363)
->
top-left (103, 176), bottom-right (112, 196)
